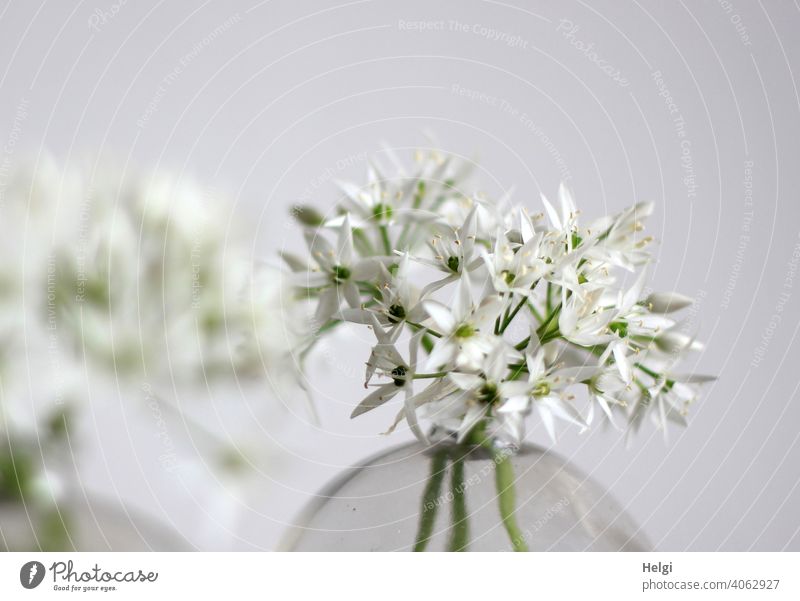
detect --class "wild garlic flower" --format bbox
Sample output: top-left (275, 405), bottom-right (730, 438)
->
top-left (422, 275), bottom-right (503, 372)
top-left (291, 146), bottom-right (715, 446)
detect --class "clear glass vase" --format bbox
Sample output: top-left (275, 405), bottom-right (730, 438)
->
top-left (281, 436), bottom-right (651, 551)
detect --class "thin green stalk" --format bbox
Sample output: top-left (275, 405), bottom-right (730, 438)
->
top-left (413, 449), bottom-right (449, 551)
top-left (414, 372), bottom-right (448, 380)
top-left (500, 295), bottom-right (528, 333)
top-left (379, 224), bottom-right (393, 255)
top-left (527, 301), bottom-right (544, 323)
top-left (494, 451), bottom-right (529, 552)
top-left (497, 293), bottom-right (513, 334)
top-left (448, 454), bottom-right (469, 551)
top-left (467, 421), bottom-right (529, 552)
top-left (535, 301), bottom-right (562, 342)
top-left (500, 283), bottom-right (538, 333)
top-left (634, 362), bottom-right (660, 380)
top-left (352, 227), bottom-right (375, 257)
top-left (406, 321), bottom-right (443, 338)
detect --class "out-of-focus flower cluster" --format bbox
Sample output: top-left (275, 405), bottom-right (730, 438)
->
top-left (0, 157), bottom-right (305, 548)
top-left (289, 148), bottom-right (714, 447)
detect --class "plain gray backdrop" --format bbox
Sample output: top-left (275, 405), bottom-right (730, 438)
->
top-left (1, 0), bottom-right (798, 550)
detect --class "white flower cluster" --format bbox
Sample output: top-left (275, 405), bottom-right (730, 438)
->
top-left (1, 157), bottom-right (305, 388)
top-left (291, 148), bottom-right (714, 446)
top-left (0, 158), bottom-right (306, 534)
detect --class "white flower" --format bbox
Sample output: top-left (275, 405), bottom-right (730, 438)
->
top-left (412, 206), bottom-right (483, 294)
top-left (497, 348), bottom-right (597, 442)
top-left (352, 317), bottom-right (427, 441)
top-left (446, 344), bottom-right (522, 442)
top-left (586, 202), bottom-right (655, 271)
top-left (539, 182), bottom-right (578, 235)
top-left (331, 162), bottom-right (440, 231)
top-left (422, 274), bottom-right (503, 371)
top-left (290, 154), bottom-right (715, 447)
top-left (301, 215), bottom-right (386, 326)
top-left (482, 229), bottom-right (547, 296)
top-left (558, 287), bottom-right (615, 347)
top-left (340, 253), bottom-right (425, 328)
top-left (586, 369), bottom-right (630, 428)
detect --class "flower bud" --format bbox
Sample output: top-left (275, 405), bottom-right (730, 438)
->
top-left (645, 292), bottom-right (693, 313)
top-left (291, 204), bottom-right (325, 227)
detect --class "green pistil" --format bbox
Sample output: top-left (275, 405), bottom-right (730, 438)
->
top-left (373, 203), bottom-right (393, 222)
top-left (391, 365), bottom-right (407, 387)
top-left (609, 321), bottom-right (628, 338)
top-left (388, 304), bottom-right (406, 323)
top-left (454, 323), bottom-right (474, 338)
top-left (502, 270), bottom-right (516, 285)
top-left (532, 381), bottom-right (551, 397)
top-left (332, 265), bottom-right (351, 283)
top-left (447, 255), bottom-right (460, 273)
top-left (478, 382), bottom-right (499, 404)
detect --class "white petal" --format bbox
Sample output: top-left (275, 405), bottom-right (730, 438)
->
top-left (622, 267), bottom-right (648, 312)
top-left (342, 281), bottom-right (360, 307)
top-left (456, 405), bottom-right (488, 443)
top-left (453, 272), bottom-right (473, 321)
top-left (540, 192), bottom-right (562, 231)
top-left (539, 396), bottom-right (587, 429)
top-left (425, 339), bottom-right (457, 371)
top-left (612, 343), bottom-right (632, 384)
top-left (497, 395), bottom-right (530, 414)
top-left (422, 300), bottom-right (456, 332)
top-left (305, 230), bottom-right (335, 270)
top-left (351, 384), bottom-right (399, 418)
top-left (448, 372), bottom-right (483, 390)
top-left (404, 388), bottom-right (427, 443)
top-left (314, 287), bottom-right (340, 325)
top-left (337, 214), bottom-right (355, 264)
top-left (558, 182), bottom-right (576, 226)
top-left (536, 402), bottom-right (557, 442)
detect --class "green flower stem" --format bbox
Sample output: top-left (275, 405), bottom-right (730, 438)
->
top-left (414, 449), bottom-right (449, 552)
top-left (496, 293), bottom-right (513, 334)
top-left (500, 295), bottom-right (528, 333)
top-left (448, 454), bottom-right (469, 552)
top-left (467, 421), bottom-right (529, 552)
top-left (494, 450), bottom-right (529, 552)
top-left (634, 362), bottom-right (660, 380)
top-left (352, 227), bottom-right (375, 257)
top-left (379, 225), bottom-right (393, 255)
top-left (500, 282), bottom-right (539, 334)
top-left (406, 321), bottom-right (442, 338)
top-left (413, 372), bottom-right (448, 380)
top-left (527, 301), bottom-right (545, 323)
top-left (535, 301), bottom-right (562, 342)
